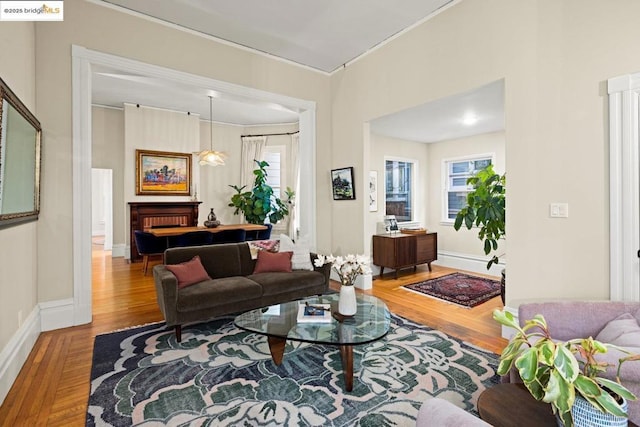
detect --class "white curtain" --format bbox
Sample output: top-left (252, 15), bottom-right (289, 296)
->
top-left (239, 136), bottom-right (267, 223)
top-left (288, 133), bottom-right (300, 238)
top-left (240, 136), bottom-right (267, 188)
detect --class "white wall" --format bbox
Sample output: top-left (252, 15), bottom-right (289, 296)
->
top-left (92, 106), bottom-right (125, 247)
top-left (330, 0), bottom-right (640, 305)
top-left (0, 21), bottom-right (39, 404)
top-left (427, 131), bottom-right (506, 259)
top-left (199, 123), bottom-right (298, 227)
top-left (367, 134), bottom-right (429, 253)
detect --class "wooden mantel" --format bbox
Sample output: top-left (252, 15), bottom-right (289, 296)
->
top-left (128, 201), bottom-right (201, 262)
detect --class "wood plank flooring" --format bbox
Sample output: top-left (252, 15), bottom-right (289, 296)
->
top-left (0, 245), bottom-right (507, 425)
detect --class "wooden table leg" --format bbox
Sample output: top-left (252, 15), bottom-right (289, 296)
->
top-left (267, 336), bottom-right (286, 365)
top-left (340, 345), bottom-right (354, 391)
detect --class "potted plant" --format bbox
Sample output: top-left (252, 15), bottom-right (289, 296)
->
top-left (228, 160), bottom-right (294, 225)
top-left (494, 309), bottom-right (639, 426)
top-left (453, 164), bottom-right (506, 300)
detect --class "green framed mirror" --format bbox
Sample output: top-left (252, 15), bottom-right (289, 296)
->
top-left (0, 77), bottom-right (42, 227)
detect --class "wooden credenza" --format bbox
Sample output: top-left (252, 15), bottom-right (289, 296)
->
top-left (372, 232), bottom-right (438, 279)
top-left (129, 201), bottom-right (201, 262)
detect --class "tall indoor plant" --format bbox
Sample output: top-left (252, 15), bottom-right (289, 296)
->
top-left (228, 160), bottom-right (294, 225)
top-left (453, 164), bottom-right (506, 302)
top-left (494, 309), bottom-right (639, 427)
top-left (453, 164), bottom-right (505, 269)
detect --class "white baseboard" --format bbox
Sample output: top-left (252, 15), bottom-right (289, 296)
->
top-left (40, 298), bottom-right (75, 332)
top-left (112, 243), bottom-right (126, 258)
top-left (435, 250), bottom-right (505, 277)
top-left (0, 307), bottom-right (41, 405)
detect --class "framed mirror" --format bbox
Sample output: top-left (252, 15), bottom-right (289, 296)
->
top-left (0, 77), bottom-right (42, 227)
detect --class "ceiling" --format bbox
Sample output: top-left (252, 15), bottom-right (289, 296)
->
top-left (99, 0), bottom-right (454, 73)
top-left (370, 80), bottom-right (505, 143)
top-left (92, 0), bottom-right (505, 140)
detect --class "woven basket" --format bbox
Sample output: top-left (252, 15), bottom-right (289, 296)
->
top-left (557, 395), bottom-right (629, 427)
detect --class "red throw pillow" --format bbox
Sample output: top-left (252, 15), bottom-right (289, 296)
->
top-left (165, 255), bottom-right (211, 289)
top-left (253, 250), bottom-right (293, 273)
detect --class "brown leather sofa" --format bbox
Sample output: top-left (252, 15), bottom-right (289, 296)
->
top-left (152, 242), bottom-right (331, 341)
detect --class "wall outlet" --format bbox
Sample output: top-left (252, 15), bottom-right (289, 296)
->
top-left (550, 203), bottom-right (569, 218)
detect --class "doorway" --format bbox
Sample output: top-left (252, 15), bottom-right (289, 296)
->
top-left (72, 46), bottom-right (317, 325)
top-left (91, 168), bottom-right (113, 252)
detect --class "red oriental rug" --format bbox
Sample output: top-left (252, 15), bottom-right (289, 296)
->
top-left (403, 273), bottom-right (501, 308)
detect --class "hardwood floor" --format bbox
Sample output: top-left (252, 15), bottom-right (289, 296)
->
top-left (0, 245), bottom-right (507, 425)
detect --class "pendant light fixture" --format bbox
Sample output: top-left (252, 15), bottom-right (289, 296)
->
top-left (198, 95), bottom-right (226, 166)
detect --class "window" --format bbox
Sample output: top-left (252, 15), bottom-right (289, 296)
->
top-left (263, 146), bottom-right (284, 199)
top-left (444, 156), bottom-right (493, 220)
top-left (385, 159), bottom-right (414, 222)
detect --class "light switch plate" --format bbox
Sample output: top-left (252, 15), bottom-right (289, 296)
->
top-left (550, 203), bottom-right (569, 218)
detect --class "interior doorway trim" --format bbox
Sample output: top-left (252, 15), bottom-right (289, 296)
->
top-left (71, 45), bottom-right (317, 325)
top-left (608, 72), bottom-right (640, 302)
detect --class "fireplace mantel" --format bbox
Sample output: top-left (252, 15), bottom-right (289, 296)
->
top-left (128, 201), bottom-right (201, 262)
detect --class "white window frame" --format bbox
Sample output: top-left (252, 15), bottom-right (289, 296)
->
top-left (441, 153), bottom-right (495, 224)
top-left (263, 145), bottom-right (286, 197)
top-left (383, 156), bottom-right (418, 224)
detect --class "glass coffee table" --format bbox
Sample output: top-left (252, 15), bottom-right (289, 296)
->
top-left (234, 293), bottom-right (391, 391)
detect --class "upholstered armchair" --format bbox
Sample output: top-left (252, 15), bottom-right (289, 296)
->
top-left (133, 230), bottom-right (168, 275)
top-left (415, 398), bottom-right (490, 426)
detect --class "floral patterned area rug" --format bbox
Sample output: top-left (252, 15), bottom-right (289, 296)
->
top-left (404, 273), bottom-right (502, 308)
top-left (87, 313), bottom-right (499, 426)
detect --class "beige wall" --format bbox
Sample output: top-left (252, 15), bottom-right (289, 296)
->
top-left (367, 134), bottom-right (429, 241)
top-left (0, 23), bottom-right (37, 351)
top-left (427, 131), bottom-right (506, 258)
top-left (330, 0), bottom-right (640, 305)
top-left (92, 106), bottom-right (125, 245)
top-left (34, 0), bottom-right (331, 303)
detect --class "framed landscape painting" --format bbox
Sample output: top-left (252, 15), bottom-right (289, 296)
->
top-left (136, 149), bottom-right (191, 196)
top-left (331, 167), bottom-right (356, 200)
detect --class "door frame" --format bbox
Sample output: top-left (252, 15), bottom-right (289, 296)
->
top-left (72, 46), bottom-right (317, 324)
top-left (608, 72), bottom-right (640, 301)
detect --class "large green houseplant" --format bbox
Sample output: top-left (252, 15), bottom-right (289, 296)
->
top-left (228, 160), bottom-right (294, 225)
top-left (494, 309), bottom-right (639, 426)
top-left (453, 164), bottom-right (505, 270)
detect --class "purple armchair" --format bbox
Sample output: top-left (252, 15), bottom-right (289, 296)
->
top-left (416, 398), bottom-right (489, 426)
top-left (517, 301), bottom-right (640, 424)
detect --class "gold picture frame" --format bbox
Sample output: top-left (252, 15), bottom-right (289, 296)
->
top-left (135, 149), bottom-right (191, 196)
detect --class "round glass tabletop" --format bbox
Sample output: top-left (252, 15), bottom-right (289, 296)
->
top-left (233, 293), bottom-right (391, 346)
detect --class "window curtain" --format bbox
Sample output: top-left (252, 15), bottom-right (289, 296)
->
top-left (239, 136), bottom-right (267, 223)
top-left (288, 133), bottom-right (300, 238)
top-left (240, 136), bottom-right (267, 188)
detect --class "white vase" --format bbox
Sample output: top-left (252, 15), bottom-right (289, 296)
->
top-left (338, 285), bottom-right (357, 316)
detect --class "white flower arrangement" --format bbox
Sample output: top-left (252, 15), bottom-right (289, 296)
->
top-left (314, 254), bottom-right (372, 286)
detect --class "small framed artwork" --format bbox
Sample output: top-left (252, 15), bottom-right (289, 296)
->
top-left (368, 170), bottom-right (378, 211)
top-left (136, 149), bottom-right (192, 196)
top-left (331, 167), bottom-right (356, 200)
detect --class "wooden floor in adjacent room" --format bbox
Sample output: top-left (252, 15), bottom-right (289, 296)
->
top-left (0, 244), bottom-right (507, 426)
